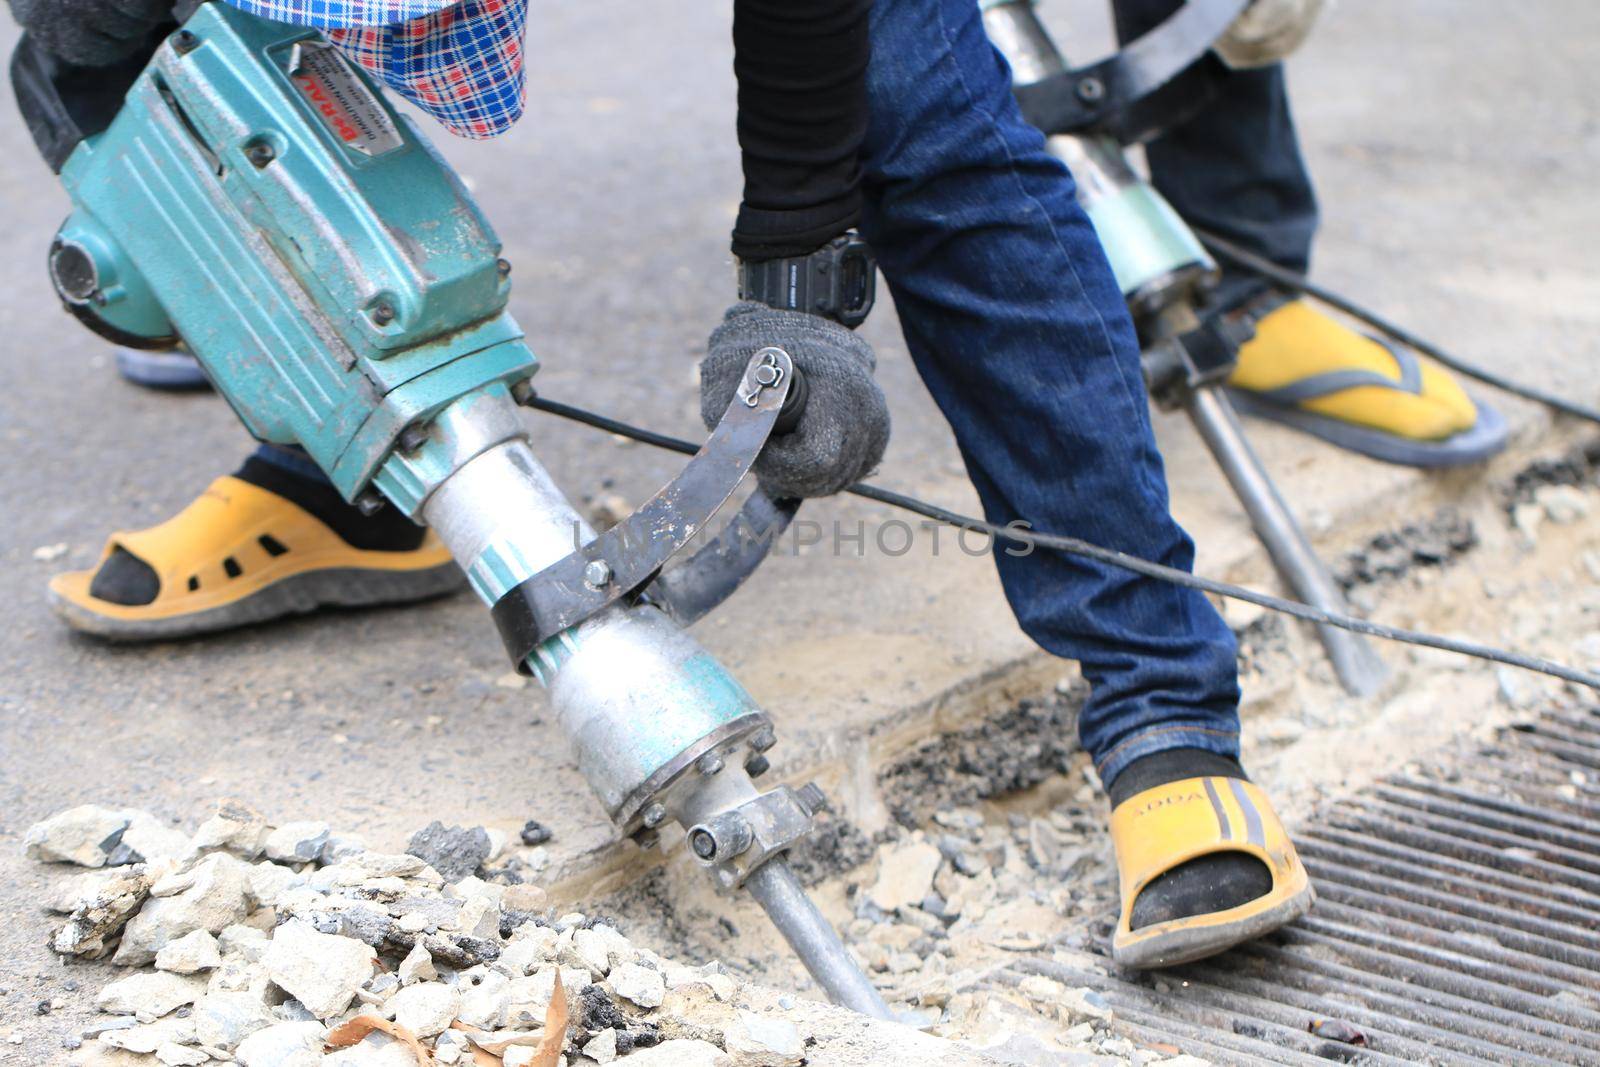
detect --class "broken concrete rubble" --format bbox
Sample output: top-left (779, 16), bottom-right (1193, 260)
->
top-left (867, 837), bottom-right (942, 912)
top-left (95, 972), bottom-right (206, 1019)
top-left (25, 799), bottom-right (1196, 1066)
top-left (607, 961), bottom-right (666, 1010)
top-left (154, 930), bottom-right (221, 974)
top-left (722, 1010), bottom-right (804, 1067)
top-left (54, 866), bottom-right (157, 958)
top-left (190, 991), bottom-right (276, 1048)
top-left (25, 805), bottom-right (136, 868)
top-left (115, 853), bottom-right (251, 965)
top-left (406, 821), bottom-right (492, 883)
top-left (190, 800), bottom-right (272, 859)
top-left (264, 920), bottom-right (377, 1019)
top-left (387, 981), bottom-right (461, 1038)
top-left (234, 1020), bottom-right (323, 1066)
top-left (264, 822), bottom-right (333, 865)
top-left (113, 813), bottom-right (193, 867)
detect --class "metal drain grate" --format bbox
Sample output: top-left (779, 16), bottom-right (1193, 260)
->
top-left (1014, 706), bottom-right (1600, 1065)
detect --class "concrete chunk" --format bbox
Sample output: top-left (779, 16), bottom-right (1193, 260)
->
top-left (25, 806), bottom-right (130, 867)
top-left (263, 919), bottom-right (375, 1019)
top-left (155, 929), bottom-right (222, 974)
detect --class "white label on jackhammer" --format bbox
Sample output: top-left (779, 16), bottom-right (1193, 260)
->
top-left (285, 40), bottom-right (403, 158)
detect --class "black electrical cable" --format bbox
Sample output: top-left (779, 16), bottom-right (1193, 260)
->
top-left (525, 394), bottom-right (1600, 692)
top-left (1194, 227), bottom-right (1600, 427)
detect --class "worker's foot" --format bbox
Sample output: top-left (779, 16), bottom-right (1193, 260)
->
top-left (1107, 748), bottom-right (1314, 969)
top-left (48, 454), bottom-right (463, 641)
top-left (114, 346), bottom-right (211, 392)
top-left (1226, 295), bottom-right (1508, 468)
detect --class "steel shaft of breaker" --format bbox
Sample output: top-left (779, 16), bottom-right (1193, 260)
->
top-left (421, 431), bottom-right (764, 823)
top-left (745, 858), bottom-right (896, 1020)
top-left (1185, 387), bottom-right (1388, 695)
top-left (418, 407), bottom-right (890, 1014)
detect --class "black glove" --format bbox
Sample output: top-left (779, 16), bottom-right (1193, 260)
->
top-left (701, 302), bottom-right (889, 499)
top-left (11, 0), bottom-right (173, 67)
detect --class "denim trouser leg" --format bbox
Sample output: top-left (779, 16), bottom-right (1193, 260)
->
top-left (857, 0), bottom-right (1242, 786)
top-left (1114, 0), bottom-right (1320, 310)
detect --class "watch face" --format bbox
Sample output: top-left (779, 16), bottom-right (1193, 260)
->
top-left (840, 249), bottom-right (871, 316)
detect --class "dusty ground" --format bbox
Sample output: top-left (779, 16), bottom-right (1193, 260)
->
top-left (596, 438), bottom-right (1600, 1062)
top-left (3, 0), bottom-right (1600, 1058)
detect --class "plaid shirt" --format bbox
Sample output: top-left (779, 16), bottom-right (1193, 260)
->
top-left (221, 0), bottom-right (528, 139)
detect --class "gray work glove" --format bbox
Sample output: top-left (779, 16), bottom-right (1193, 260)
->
top-left (701, 302), bottom-right (890, 499)
top-left (12, 0), bottom-right (173, 66)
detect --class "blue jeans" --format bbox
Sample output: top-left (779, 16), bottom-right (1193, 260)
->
top-left (858, 0), bottom-right (1242, 786)
top-left (1115, 0), bottom-right (1320, 311)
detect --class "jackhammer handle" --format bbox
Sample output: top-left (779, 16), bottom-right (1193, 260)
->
top-left (649, 489), bottom-right (800, 627)
top-left (772, 363), bottom-right (810, 434)
top-left (646, 364), bottom-right (809, 625)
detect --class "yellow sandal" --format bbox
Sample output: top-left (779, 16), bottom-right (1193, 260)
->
top-left (1228, 299), bottom-right (1508, 468)
top-left (49, 476), bottom-right (462, 641)
top-left (1110, 776), bottom-right (1314, 969)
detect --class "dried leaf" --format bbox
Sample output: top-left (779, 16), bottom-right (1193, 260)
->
top-left (450, 966), bottom-right (568, 1067)
top-left (450, 1023), bottom-right (543, 1055)
top-left (533, 970), bottom-right (568, 1067)
top-left (326, 1014), bottom-right (436, 1064)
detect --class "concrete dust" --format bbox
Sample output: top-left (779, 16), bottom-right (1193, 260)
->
top-left (598, 437), bottom-right (1600, 1065)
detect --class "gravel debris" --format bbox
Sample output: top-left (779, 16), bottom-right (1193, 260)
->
top-left (406, 822), bottom-right (492, 884)
top-left (264, 823), bottom-right (333, 865)
top-left (25, 805), bottom-right (135, 868)
top-left (95, 972), bottom-right (206, 1019)
top-left (265, 920), bottom-right (377, 1019)
top-left (27, 797), bottom-right (1183, 1066)
top-left (154, 930), bottom-right (222, 975)
top-left (115, 854), bottom-right (251, 966)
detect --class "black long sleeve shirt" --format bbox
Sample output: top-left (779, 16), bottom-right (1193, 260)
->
top-left (730, 0), bottom-right (871, 260)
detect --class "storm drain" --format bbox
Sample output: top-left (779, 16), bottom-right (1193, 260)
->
top-left (1013, 705), bottom-right (1600, 1065)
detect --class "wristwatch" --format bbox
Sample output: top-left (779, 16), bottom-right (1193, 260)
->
top-left (737, 233), bottom-right (877, 329)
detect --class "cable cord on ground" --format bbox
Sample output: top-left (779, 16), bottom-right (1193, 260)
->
top-left (1193, 228), bottom-right (1600, 427)
top-left (525, 395), bottom-right (1600, 692)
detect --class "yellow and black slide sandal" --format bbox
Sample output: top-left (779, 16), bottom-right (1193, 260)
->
top-left (48, 476), bottom-right (463, 641)
top-left (1110, 776), bottom-right (1314, 969)
top-left (1227, 299), bottom-right (1507, 469)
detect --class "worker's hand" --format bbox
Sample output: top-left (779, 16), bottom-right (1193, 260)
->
top-left (1215, 0), bottom-right (1324, 69)
top-left (701, 302), bottom-right (890, 499)
top-left (13, 0), bottom-right (174, 67)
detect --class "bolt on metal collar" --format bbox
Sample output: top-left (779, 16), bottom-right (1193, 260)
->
top-left (689, 812), bottom-right (754, 862)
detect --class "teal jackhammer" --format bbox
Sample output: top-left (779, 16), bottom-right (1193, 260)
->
top-left (981, 0), bottom-right (1388, 697)
top-left (19, 1), bottom-right (891, 1018)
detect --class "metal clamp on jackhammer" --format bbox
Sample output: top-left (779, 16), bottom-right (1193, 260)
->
top-left (990, 0), bottom-right (1248, 144)
top-left (491, 347), bottom-right (797, 668)
top-left (982, 0), bottom-right (1387, 696)
top-left (1141, 311), bottom-right (1251, 409)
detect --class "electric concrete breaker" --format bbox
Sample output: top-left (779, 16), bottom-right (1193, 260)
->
top-left (23, 2), bottom-right (890, 1018)
top-left (982, 0), bottom-right (1387, 696)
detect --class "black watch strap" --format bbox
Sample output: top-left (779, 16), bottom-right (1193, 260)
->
top-left (737, 233), bottom-right (877, 328)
